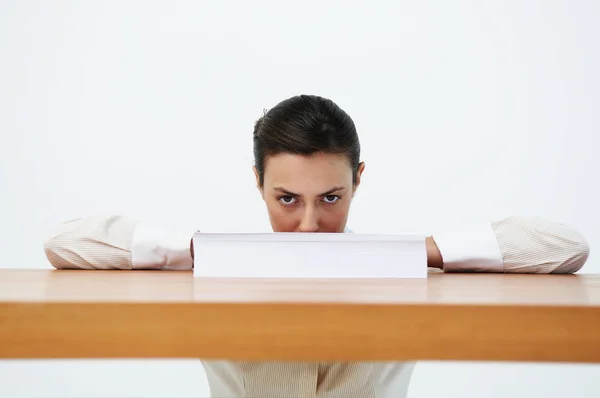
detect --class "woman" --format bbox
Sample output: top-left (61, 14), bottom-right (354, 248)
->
top-left (44, 94), bottom-right (589, 397)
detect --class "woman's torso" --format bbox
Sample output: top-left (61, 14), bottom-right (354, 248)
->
top-left (201, 360), bottom-right (416, 398)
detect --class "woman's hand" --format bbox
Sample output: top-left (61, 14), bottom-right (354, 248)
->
top-left (426, 236), bottom-right (443, 269)
top-left (190, 238), bottom-right (194, 268)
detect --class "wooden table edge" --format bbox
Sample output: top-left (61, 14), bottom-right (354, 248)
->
top-left (1, 301), bottom-right (599, 363)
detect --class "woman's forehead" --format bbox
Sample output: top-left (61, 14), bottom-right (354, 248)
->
top-left (263, 152), bottom-right (353, 189)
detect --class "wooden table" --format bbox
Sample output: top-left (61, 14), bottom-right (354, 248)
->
top-left (1, 269), bottom-right (599, 363)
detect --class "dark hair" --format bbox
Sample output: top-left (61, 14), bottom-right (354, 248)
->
top-left (253, 94), bottom-right (361, 187)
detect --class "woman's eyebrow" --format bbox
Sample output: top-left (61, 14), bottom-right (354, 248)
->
top-left (273, 186), bottom-right (347, 197)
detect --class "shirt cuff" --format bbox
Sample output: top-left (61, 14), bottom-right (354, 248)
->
top-left (131, 222), bottom-right (194, 270)
top-left (433, 222), bottom-right (504, 273)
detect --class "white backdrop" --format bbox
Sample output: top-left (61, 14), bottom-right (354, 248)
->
top-left (1, 0), bottom-right (599, 397)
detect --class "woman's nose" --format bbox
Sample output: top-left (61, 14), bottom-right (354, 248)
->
top-left (298, 207), bottom-right (319, 232)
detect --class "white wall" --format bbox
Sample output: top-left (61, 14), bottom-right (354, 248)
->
top-left (1, 0), bottom-right (598, 397)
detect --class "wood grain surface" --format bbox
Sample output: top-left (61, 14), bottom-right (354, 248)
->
top-left (1, 269), bottom-right (599, 362)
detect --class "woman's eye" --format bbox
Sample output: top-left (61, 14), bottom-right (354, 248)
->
top-left (323, 195), bottom-right (340, 204)
top-left (278, 196), bottom-right (297, 205)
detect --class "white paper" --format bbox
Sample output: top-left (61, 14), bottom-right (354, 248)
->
top-left (193, 233), bottom-right (427, 278)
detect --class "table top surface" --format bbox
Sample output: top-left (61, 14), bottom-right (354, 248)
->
top-left (1, 268), bottom-right (599, 306)
top-left (1, 269), bottom-right (600, 363)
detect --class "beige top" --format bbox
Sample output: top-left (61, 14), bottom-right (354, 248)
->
top-left (41, 215), bottom-right (590, 398)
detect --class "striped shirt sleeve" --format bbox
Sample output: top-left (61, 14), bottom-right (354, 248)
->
top-left (44, 215), bottom-right (194, 270)
top-left (491, 216), bottom-right (590, 273)
top-left (44, 214), bottom-right (138, 270)
top-left (434, 216), bottom-right (589, 274)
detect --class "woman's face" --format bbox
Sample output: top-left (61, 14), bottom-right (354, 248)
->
top-left (255, 152), bottom-right (364, 233)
